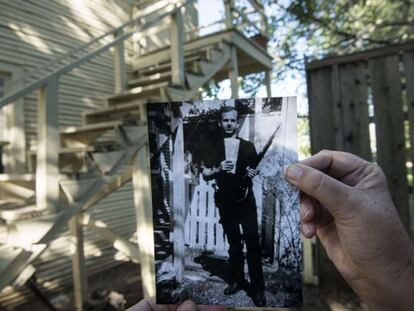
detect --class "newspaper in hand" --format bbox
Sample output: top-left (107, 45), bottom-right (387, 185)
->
top-left (224, 137), bottom-right (240, 174)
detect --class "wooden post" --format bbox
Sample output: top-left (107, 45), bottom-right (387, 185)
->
top-left (229, 46), bottom-right (239, 98)
top-left (170, 8), bottom-right (185, 86)
top-left (114, 29), bottom-right (126, 94)
top-left (69, 213), bottom-right (88, 311)
top-left (132, 111), bottom-right (155, 297)
top-left (224, 0), bottom-right (233, 29)
top-left (37, 79), bottom-right (60, 212)
top-left (172, 118), bottom-right (185, 281)
top-left (265, 71), bottom-right (272, 97)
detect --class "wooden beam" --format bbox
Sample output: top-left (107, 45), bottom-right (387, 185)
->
top-left (36, 79), bottom-right (60, 212)
top-left (224, 0), bottom-right (234, 29)
top-left (113, 29), bottom-right (126, 94)
top-left (69, 213), bottom-right (88, 311)
top-left (265, 70), bottom-right (271, 97)
top-left (306, 40), bottom-right (414, 70)
top-left (229, 45), bottom-right (239, 98)
top-left (172, 118), bottom-right (185, 281)
top-left (84, 214), bottom-right (140, 263)
top-left (132, 140), bottom-right (155, 297)
top-left (170, 8), bottom-right (185, 86)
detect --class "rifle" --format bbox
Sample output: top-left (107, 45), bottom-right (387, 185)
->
top-left (236, 124), bottom-right (281, 203)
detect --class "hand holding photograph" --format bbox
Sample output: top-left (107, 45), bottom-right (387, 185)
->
top-left (147, 97), bottom-right (301, 308)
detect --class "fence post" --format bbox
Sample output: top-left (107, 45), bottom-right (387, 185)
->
top-left (172, 118), bottom-right (185, 281)
top-left (170, 7), bottom-right (185, 86)
top-left (133, 108), bottom-right (155, 298)
top-left (37, 79), bottom-right (60, 212)
top-left (114, 29), bottom-right (126, 93)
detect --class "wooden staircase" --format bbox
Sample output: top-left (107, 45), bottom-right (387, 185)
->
top-left (0, 37), bottom-right (233, 293)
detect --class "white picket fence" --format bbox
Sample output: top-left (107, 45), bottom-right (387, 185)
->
top-left (184, 177), bottom-right (229, 253)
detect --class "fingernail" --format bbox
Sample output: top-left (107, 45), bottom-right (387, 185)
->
top-left (285, 164), bottom-right (303, 181)
top-left (302, 225), bottom-right (312, 238)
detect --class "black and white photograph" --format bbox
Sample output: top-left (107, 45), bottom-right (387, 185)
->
top-left (147, 97), bottom-right (301, 308)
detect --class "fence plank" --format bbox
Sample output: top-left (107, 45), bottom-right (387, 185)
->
top-left (370, 56), bottom-right (410, 229)
top-left (338, 62), bottom-right (371, 160)
top-left (403, 52), bottom-right (414, 186)
top-left (307, 67), bottom-right (336, 153)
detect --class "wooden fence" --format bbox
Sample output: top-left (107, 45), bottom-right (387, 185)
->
top-left (306, 40), bottom-right (414, 286)
top-left (184, 178), bottom-right (229, 254)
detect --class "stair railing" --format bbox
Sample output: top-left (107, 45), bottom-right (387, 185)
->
top-left (0, 0), bottom-right (194, 213)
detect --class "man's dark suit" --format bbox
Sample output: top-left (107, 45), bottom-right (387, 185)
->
top-left (206, 136), bottom-right (265, 291)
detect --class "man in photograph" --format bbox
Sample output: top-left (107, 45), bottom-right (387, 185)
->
top-left (201, 106), bottom-right (266, 307)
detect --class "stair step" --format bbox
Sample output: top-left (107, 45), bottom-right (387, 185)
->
top-left (61, 120), bottom-right (144, 148)
top-left (107, 81), bottom-right (169, 105)
top-left (0, 202), bottom-right (48, 222)
top-left (83, 101), bottom-right (145, 124)
top-left (128, 71), bottom-right (172, 88)
top-left (136, 55), bottom-right (207, 77)
top-left (0, 174), bottom-right (34, 182)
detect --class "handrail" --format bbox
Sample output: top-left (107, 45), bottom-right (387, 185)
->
top-left (0, 0), bottom-right (193, 108)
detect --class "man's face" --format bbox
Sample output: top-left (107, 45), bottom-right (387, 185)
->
top-left (220, 110), bottom-right (239, 135)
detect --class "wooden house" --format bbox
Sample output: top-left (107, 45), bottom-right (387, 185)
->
top-left (0, 0), bottom-right (280, 309)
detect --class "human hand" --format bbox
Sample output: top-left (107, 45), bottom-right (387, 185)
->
top-left (246, 166), bottom-right (258, 178)
top-left (285, 150), bottom-right (414, 311)
top-left (127, 297), bottom-right (224, 311)
top-left (219, 160), bottom-right (234, 173)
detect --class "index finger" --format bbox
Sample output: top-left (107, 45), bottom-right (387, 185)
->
top-left (301, 150), bottom-right (370, 186)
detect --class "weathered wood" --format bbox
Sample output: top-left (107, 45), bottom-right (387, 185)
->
top-left (224, 0), bottom-right (234, 29)
top-left (170, 8), bottom-right (185, 86)
top-left (69, 213), bottom-right (88, 311)
top-left (370, 56), bottom-right (410, 229)
top-left (403, 52), bottom-right (414, 193)
top-left (265, 70), bottom-right (271, 97)
top-left (83, 214), bottom-right (140, 262)
top-left (307, 67), bottom-right (345, 287)
top-left (113, 29), bottom-right (127, 94)
top-left (306, 40), bottom-right (414, 70)
top-left (307, 67), bottom-right (336, 153)
top-left (172, 117), bottom-right (185, 281)
top-left (338, 62), bottom-right (371, 160)
top-left (229, 45), bottom-right (239, 98)
top-left (36, 79), bottom-right (60, 212)
top-left (302, 237), bottom-right (318, 285)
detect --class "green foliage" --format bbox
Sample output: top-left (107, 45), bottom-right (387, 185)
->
top-left (265, 0), bottom-right (414, 79)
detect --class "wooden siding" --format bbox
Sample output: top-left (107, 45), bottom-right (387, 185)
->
top-left (0, 0), bottom-right (140, 308)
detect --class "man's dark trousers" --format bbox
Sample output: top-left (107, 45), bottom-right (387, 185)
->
top-left (218, 193), bottom-right (264, 291)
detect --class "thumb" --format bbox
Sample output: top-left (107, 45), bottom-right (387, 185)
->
top-left (285, 163), bottom-right (353, 217)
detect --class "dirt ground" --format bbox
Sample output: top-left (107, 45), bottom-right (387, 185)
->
top-left (14, 261), bottom-right (368, 311)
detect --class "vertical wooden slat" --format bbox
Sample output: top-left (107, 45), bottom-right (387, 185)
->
top-left (265, 71), bottom-right (272, 97)
top-left (69, 213), bottom-right (88, 311)
top-left (306, 66), bottom-right (345, 287)
top-left (113, 29), bottom-right (126, 94)
top-left (229, 45), bottom-right (239, 98)
top-left (224, 0), bottom-right (233, 29)
top-left (133, 121), bottom-right (155, 298)
top-left (338, 62), bottom-right (371, 160)
top-left (403, 52), bottom-right (414, 184)
top-left (170, 8), bottom-right (185, 86)
top-left (307, 67), bottom-right (336, 153)
top-left (370, 56), bottom-right (410, 229)
top-left (172, 119), bottom-right (185, 280)
top-left (36, 79), bottom-right (60, 212)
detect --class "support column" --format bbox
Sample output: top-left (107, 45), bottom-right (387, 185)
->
top-left (114, 29), bottom-right (126, 94)
top-left (171, 8), bottom-right (185, 86)
top-left (132, 112), bottom-right (155, 297)
top-left (172, 118), bottom-right (185, 281)
top-left (265, 71), bottom-right (272, 97)
top-left (37, 79), bottom-right (60, 212)
top-left (224, 0), bottom-right (234, 29)
top-left (69, 213), bottom-right (88, 311)
top-left (229, 46), bottom-right (239, 98)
